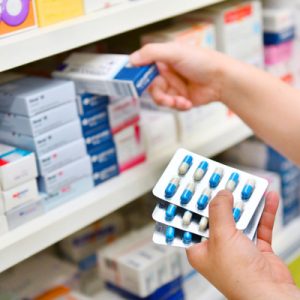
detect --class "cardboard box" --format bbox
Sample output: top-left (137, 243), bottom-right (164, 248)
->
top-left (38, 138), bottom-right (87, 175)
top-left (80, 109), bottom-right (109, 136)
top-left (53, 53), bottom-right (159, 97)
top-left (2, 179), bottom-right (39, 212)
top-left (0, 119), bottom-right (83, 156)
top-left (0, 0), bottom-right (37, 38)
top-left (39, 155), bottom-right (92, 194)
top-left (35, 0), bottom-right (84, 27)
top-left (76, 93), bottom-right (109, 116)
top-left (263, 8), bottom-right (294, 33)
top-left (0, 101), bottom-right (78, 136)
top-left (0, 144), bottom-right (37, 190)
top-left (84, 124), bottom-right (112, 153)
top-left (0, 77), bottom-right (76, 117)
top-left (93, 163), bottom-right (119, 186)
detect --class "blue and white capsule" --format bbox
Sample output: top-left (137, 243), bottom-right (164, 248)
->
top-left (183, 231), bottom-right (192, 245)
top-left (165, 226), bottom-right (175, 244)
top-left (233, 201), bottom-right (244, 222)
top-left (165, 204), bottom-right (177, 222)
top-left (178, 155), bottom-right (193, 176)
top-left (182, 211), bottom-right (193, 226)
top-left (180, 182), bottom-right (196, 205)
top-left (193, 161), bottom-right (209, 182)
top-left (241, 179), bottom-right (256, 201)
top-left (165, 177), bottom-right (180, 198)
top-left (209, 167), bottom-right (224, 188)
top-left (197, 188), bottom-right (212, 210)
top-left (199, 216), bottom-right (209, 231)
top-left (225, 172), bottom-right (240, 192)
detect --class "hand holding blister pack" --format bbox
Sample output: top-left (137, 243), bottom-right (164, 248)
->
top-left (152, 149), bottom-right (269, 248)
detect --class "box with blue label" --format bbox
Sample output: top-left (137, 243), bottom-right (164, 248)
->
top-left (42, 176), bottom-right (94, 211)
top-left (39, 155), bottom-right (92, 194)
top-left (0, 144), bottom-right (38, 191)
top-left (0, 120), bottom-right (82, 156)
top-left (53, 53), bottom-right (159, 98)
top-left (0, 102), bottom-right (78, 136)
top-left (89, 141), bottom-right (118, 172)
top-left (0, 77), bottom-right (76, 117)
top-left (38, 138), bottom-right (87, 175)
top-left (76, 93), bottom-right (109, 116)
top-left (93, 163), bottom-right (119, 186)
top-left (264, 27), bottom-right (295, 46)
top-left (84, 124), bottom-right (112, 153)
top-left (80, 109), bottom-right (109, 137)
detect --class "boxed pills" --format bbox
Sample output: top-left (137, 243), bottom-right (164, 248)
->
top-left (0, 144), bottom-right (37, 191)
top-left (0, 101), bottom-right (78, 136)
top-left (152, 148), bottom-right (268, 248)
top-left (263, 8), bottom-right (294, 33)
top-left (0, 215), bottom-right (8, 236)
top-left (113, 122), bottom-right (146, 172)
top-left (0, 119), bottom-right (83, 156)
top-left (2, 179), bottom-right (39, 212)
top-left (80, 109), bottom-right (109, 137)
top-left (53, 53), bottom-right (159, 97)
top-left (39, 155), bottom-right (92, 194)
top-left (0, 77), bottom-right (76, 117)
top-left (76, 93), bottom-right (109, 117)
top-left (93, 163), bottom-right (119, 186)
top-left (84, 124), bottom-right (112, 152)
top-left (38, 138), bottom-right (87, 175)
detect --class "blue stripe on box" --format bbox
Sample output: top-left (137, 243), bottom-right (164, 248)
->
top-left (264, 27), bottom-right (295, 45)
top-left (77, 93), bottom-right (109, 116)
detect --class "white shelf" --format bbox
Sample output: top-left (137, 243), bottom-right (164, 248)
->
top-left (0, 0), bottom-right (225, 72)
top-left (0, 116), bottom-right (251, 273)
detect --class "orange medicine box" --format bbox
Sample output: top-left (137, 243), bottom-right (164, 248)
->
top-left (0, 0), bottom-right (37, 38)
top-left (35, 0), bottom-right (84, 27)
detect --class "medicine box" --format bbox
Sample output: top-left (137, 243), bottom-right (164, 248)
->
top-left (84, 0), bottom-right (127, 14)
top-left (0, 119), bottom-right (83, 156)
top-left (0, 77), bottom-right (76, 117)
top-left (0, 215), bottom-right (8, 236)
top-left (6, 198), bottom-right (44, 230)
top-left (35, 0), bottom-right (84, 27)
top-left (39, 155), bottom-right (92, 194)
top-left (141, 21), bottom-right (216, 49)
top-left (99, 225), bottom-right (182, 298)
top-left (263, 8), bottom-right (294, 33)
top-left (93, 163), bottom-right (119, 186)
top-left (264, 27), bottom-right (295, 46)
top-left (2, 179), bottom-right (39, 212)
top-left (113, 122), bottom-right (146, 173)
top-left (76, 93), bottom-right (109, 116)
top-left (108, 96), bottom-right (140, 134)
top-left (53, 53), bottom-right (159, 98)
top-left (80, 109), bottom-right (109, 137)
top-left (0, 101), bottom-right (78, 136)
top-left (84, 125), bottom-right (112, 153)
top-left (42, 176), bottom-right (94, 211)
top-left (0, 0), bottom-right (37, 38)
top-left (38, 138), bottom-right (87, 175)
top-left (0, 144), bottom-right (37, 190)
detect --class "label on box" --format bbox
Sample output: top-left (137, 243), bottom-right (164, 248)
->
top-left (93, 163), bottom-right (119, 186)
top-left (76, 93), bottom-right (109, 116)
top-left (80, 109), bottom-right (109, 136)
top-left (85, 125), bottom-right (112, 152)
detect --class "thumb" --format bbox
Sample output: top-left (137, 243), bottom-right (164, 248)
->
top-left (209, 190), bottom-right (236, 242)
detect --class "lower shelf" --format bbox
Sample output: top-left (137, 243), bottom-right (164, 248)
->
top-left (0, 116), bottom-right (251, 273)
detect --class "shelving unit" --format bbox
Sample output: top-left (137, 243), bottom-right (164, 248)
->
top-left (0, 0), bottom-right (224, 72)
top-left (0, 116), bottom-right (251, 272)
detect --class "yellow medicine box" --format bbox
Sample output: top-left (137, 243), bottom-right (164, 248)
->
top-left (35, 0), bottom-right (84, 27)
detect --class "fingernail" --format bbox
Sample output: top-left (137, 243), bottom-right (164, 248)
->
top-left (130, 51), bottom-right (141, 64)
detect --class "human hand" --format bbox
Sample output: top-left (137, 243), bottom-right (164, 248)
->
top-left (130, 42), bottom-right (229, 110)
top-left (187, 190), bottom-right (300, 300)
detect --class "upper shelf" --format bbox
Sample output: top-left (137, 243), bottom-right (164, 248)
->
top-left (0, 116), bottom-right (251, 273)
top-left (0, 0), bottom-right (224, 72)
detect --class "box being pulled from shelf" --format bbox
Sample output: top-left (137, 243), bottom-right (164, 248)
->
top-left (0, 77), bottom-right (76, 117)
top-left (0, 119), bottom-right (83, 156)
top-left (0, 101), bottom-right (78, 136)
top-left (1, 179), bottom-right (39, 212)
top-left (53, 53), bottom-right (159, 98)
top-left (84, 0), bottom-right (127, 14)
top-left (0, 144), bottom-right (38, 191)
top-left (39, 155), bottom-right (92, 194)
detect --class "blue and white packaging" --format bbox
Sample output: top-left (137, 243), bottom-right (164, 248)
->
top-left (0, 144), bottom-right (38, 190)
top-left (93, 163), bottom-right (119, 186)
top-left (80, 109), bottom-right (109, 137)
top-left (84, 124), bottom-right (112, 152)
top-left (0, 120), bottom-right (82, 156)
top-left (53, 53), bottom-right (159, 97)
top-left (152, 148), bottom-right (268, 248)
top-left (39, 155), bottom-right (92, 194)
top-left (0, 77), bottom-right (76, 117)
top-left (0, 102), bottom-right (78, 136)
top-left (38, 138), bottom-right (87, 175)
top-left (264, 27), bottom-right (295, 45)
top-left (76, 93), bottom-right (109, 116)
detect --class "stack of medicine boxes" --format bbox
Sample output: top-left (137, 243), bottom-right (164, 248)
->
top-left (0, 76), bottom-right (93, 212)
top-left (0, 143), bottom-right (39, 234)
top-left (263, 7), bottom-right (296, 84)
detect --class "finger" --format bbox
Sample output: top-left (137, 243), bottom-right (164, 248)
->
top-left (174, 96), bottom-right (193, 110)
top-left (209, 190), bottom-right (236, 241)
top-left (257, 192), bottom-right (279, 252)
top-left (186, 242), bottom-right (209, 274)
top-left (151, 84), bottom-right (175, 107)
top-left (130, 42), bottom-right (182, 66)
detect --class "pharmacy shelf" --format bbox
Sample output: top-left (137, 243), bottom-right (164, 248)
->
top-left (0, 0), bottom-right (225, 72)
top-left (0, 116), bottom-right (251, 273)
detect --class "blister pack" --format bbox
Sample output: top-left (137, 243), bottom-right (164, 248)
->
top-left (152, 148), bottom-right (269, 248)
